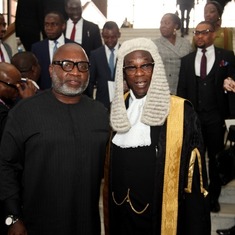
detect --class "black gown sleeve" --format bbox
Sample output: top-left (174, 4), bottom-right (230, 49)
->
top-left (177, 101), bottom-right (211, 235)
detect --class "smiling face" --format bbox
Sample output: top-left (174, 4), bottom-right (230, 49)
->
top-left (102, 27), bottom-right (120, 49)
top-left (65, 0), bottom-right (82, 23)
top-left (123, 50), bottom-right (154, 99)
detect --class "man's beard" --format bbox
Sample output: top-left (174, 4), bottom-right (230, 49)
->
top-left (51, 72), bottom-right (89, 96)
top-left (197, 44), bottom-right (206, 49)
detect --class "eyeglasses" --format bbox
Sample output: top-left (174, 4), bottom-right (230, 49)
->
top-left (52, 60), bottom-right (90, 72)
top-left (0, 80), bottom-right (17, 89)
top-left (123, 62), bottom-right (155, 76)
top-left (193, 29), bottom-right (214, 36)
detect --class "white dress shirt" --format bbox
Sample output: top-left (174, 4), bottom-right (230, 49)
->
top-left (66, 18), bottom-right (83, 44)
top-left (49, 34), bottom-right (66, 62)
top-left (104, 43), bottom-right (119, 65)
top-left (195, 44), bottom-right (215, 77)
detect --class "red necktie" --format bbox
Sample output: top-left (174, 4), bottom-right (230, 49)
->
top-left (70, 22), bottom-right (76, 41)
top-left (0, 47), bottom-right (5, 62)
top-left (200, 48), bottom-right (207, 79)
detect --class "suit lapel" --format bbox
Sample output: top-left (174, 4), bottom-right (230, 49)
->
top-left (101, 46), bottom-right (110, 73)
top-left (82, 20), bottom-right (88, 45)
top-left (207, 47), bottom-right (222, 82)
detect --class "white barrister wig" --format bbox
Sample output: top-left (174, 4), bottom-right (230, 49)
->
top-left (110, 37), bottom-right (171, 132)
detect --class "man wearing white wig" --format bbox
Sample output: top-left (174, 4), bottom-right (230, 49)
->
top-left (103, 38), bottom-right (211, 235)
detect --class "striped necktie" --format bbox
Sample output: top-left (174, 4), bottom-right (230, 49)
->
top-left (53, 40), bottom-right (58, 54)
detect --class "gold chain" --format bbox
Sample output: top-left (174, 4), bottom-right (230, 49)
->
top-left (112, 188), bottom-right (149, 215)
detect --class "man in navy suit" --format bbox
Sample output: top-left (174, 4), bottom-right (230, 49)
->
top-left (31, 11), bottom-right (75, 90)
top-left (65, 0), bottom-right (102, 58)
top-left (177, 21), bottom-right (235, 213)
top-left (15, 0), bottom-right (67, 51)
top-left (87, 21), bottom-right (121, 110)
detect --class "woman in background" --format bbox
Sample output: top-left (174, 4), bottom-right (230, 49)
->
top-left (204, 0), bottom-right (233, 50)
top-left (154, 13), bottom-right (192, 95)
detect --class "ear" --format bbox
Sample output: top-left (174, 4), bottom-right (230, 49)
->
top-left (49, 64), bottom-right (53, 79)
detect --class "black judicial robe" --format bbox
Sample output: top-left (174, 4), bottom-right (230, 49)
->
top-left (104, 98), bottom-right (211, 235)
top-left (0, 90), bottom-right (109, 235)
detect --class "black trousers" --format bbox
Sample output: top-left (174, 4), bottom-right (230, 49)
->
top-left (198, 111), bottom-right (225, 202)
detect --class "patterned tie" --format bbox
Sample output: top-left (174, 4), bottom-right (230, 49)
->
top-left (70, 22), bottom-right (76, 41)
top-left (200, 48), bottom-right (207, 79)
top-left (53, 40), bottom-right (58, 55)
top-left (0, 46), bottom-right (5, 62)
top-left (109, 48), bottom-right (115, 79)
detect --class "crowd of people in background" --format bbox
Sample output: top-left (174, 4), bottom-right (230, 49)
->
top-left (0, 0), bottom-right (235, 234)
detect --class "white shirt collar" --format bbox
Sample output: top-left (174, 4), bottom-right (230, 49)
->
top-left (197, 44), bottom-right (214, 54)
top-left (49, 34), bottom-right (65, 47)
top-left (105, 43), bottom-right (119, 52)
top-left (68, 17), bottom-right (83, 26)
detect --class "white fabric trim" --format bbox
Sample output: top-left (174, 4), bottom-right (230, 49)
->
top-left (112, 90), bottom-right (151, 148)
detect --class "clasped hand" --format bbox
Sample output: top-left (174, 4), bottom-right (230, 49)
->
top-left (223, 77), bottom-right (235, 93)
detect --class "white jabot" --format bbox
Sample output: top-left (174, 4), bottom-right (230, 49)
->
top-left (112, 90), bottom-right (151, 148)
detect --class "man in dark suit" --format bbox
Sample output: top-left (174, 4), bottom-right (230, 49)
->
top-left (15, 0), bottom-right (67, 51)
top-left (31, 11), bottom-right (74, 90)
top-left (177, 21), bottom-right (235, 213)
top-left (87, 21), bottom-right (120, 110)
top-left (65, 0), bottom-right (102, 58)
top-left (0, 14), bottom-right (12, 62)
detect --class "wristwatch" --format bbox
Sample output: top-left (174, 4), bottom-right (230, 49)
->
top-left (5, 215), bottom-right (19, 226)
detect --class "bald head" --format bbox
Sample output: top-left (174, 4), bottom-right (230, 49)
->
top-left (53, 43), bottom-right (88, 61)
top-left (11, 52), bottom-right (41, 82)
top-left (0, 62), bottom-right (21, 102)
top-left (11, 52), bottom-right (38, 72)
top-left (0, 62), bottom-right (21, 84)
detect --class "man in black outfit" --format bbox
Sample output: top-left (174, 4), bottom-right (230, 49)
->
top-left (0, 62), bottom-right (37, 235)
top-left (177, 21), bottom-right (235, 213)
top-left (88, 21), bottom-right (121, 110)
top-left (64, 0), bottom-right (102, 58)
top-left (0, 44), bottom-right (109, 235)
